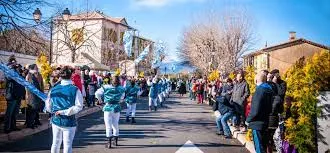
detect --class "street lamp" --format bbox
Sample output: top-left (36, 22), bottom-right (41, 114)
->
top-left (33, 8), bottom-right (71, 65)
top-left (33, 8), bottom-right (42, 24)
top-left (62, 8), bottom-right (71, 21)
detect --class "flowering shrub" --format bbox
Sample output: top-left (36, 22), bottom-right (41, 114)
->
top-left (36, 53), bottom-right (52, 83)
top-left (284, 50), bottom-right (329, 153)
top-left (208, 70), bottom-right (219, 81)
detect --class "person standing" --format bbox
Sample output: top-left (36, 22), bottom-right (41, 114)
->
top-left (270, 69), bottom-right (287, 102)
top-left (231, 71), bottom-right (250, 132)
top-left (4, 57), bottom-right (25, 133)
top-left (125, 79), bottom-right (142, 123)
top-left (83, 69), bottom-right (91, 106)
top-left (266, 72), bottom-right (283, 153)
top-left (178, 79), bottom-right (187, 96)
top-left (45, 66), bottom-right (83, 153)
top-left (147, 77), bottom-right (159, 111)
top-left (87, 71), bottom-right (97, 107)
top-left (71, 66), bottom-right (83, 92)
top-left (157, 79), bottom-right (164, 106)
top-left (246, 71), bottom-right (273, 153)
top-left (197, 79), bottom-right (205, 104)
top-left (25, 64), bottom-right (44, 129)
top-left (95, 76), bottom-right (125, 148)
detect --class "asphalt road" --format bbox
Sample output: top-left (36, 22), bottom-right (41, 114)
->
top-left (0, 94), bottom-right (249, 153)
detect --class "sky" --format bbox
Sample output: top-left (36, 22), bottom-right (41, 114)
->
top-left (52, 0), bottom-right (330, 62)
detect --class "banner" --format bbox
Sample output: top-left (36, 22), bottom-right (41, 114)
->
top-left (123, 30), bottom-right (134, 57)
top-left (0, 64), bottom-right (47, 102)
top-left (152, 41), bottom-right (165, 68)
top-left (134, 45), bottom-right (150, 64)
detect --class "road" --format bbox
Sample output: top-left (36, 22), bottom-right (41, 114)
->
top-left (0, 94), bottom-right (249, 153)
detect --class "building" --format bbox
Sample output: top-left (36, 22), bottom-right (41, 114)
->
top-left (243, 32), bottom-right (330, 73)
top-left (52, 11), bottom-right (154, 71)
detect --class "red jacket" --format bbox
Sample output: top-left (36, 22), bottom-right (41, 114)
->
top-left (71, 73), bottom-right (83, 92)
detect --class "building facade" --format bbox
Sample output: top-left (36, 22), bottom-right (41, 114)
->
top-left (243, 32), bottom-right (330, 73)
top-left (52, 11), bottom-right (154, 71)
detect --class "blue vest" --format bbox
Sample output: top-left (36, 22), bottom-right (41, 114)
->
top-left (125, 85), bottom-right (139, 104)
top-left (157, 82), bottom-right (162, 94)
top-left (50, 84), bottom-right (78, 127)
top-left (149, 83), bottom-right (158, 99)
top-left (103, 85), bottom-right (125, 113)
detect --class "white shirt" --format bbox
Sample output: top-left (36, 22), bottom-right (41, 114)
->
top-left (45, 80), bottom-right (84, 116)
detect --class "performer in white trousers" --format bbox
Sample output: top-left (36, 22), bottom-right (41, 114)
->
top-left (147, 77), bottom-right (159, 111)
top-left (45, 66), bottom-right (83, 153)
top-left (95, 76), bottom-right (125, 148)
top-left (125, 79), bottom-right (142, 123)
top-left (158, 79), bottom-right (164, 107)
top-left (166, 78), bottom-right (171, 96)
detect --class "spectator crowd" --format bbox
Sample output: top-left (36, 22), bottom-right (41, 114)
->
top-left (187, 69), bottom-right (288, 153)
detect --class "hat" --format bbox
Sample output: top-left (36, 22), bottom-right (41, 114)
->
top-left (270, 69), bottom-right (280, 74)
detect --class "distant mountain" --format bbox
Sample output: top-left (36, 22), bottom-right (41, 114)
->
top-left (157, 60), bottom-right (195, 74)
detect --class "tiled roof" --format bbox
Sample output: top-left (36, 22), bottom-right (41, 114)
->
top-left (60, 11), bottom-right (129, 27)
top-left (243, 38), bottom-right (330, 57)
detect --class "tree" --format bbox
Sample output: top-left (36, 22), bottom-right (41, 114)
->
top-left (0, 29), bottom-right (49, 57)
top-left (0, 0), bottom-right (56, 57)
top-left (284, 50), bottom-right (330, 153)
top-left (178, 10), bottom-right (254, 75)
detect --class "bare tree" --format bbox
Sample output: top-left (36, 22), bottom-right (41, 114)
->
top-left (0, 29), bottom-right (49, 57)
top-left (0, 0), bottom-right (57, 57)
top-left (178, 10), bottom-right (254, 75)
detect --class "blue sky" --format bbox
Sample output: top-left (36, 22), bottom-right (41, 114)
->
top-left (54, 0), bottom-right (330, 61)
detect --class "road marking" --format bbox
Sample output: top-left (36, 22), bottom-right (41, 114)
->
top-left (175, 140), bottom-right (204, 153)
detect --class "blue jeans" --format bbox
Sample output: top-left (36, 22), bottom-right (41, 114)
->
top-left (88, 95), bottom-right (95, 107)
top-left (4, 99), bottom-right (19, 130)
top-left (252, 130), bottom-right (267, 153)
top-left (189, 90), bottom-right (193, 100)
top-left (215, 111), bottom-right (233, 136)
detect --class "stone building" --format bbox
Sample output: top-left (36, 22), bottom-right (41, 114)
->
top-left (52, 11), bottom-right (154, 71)
top-left (243, 32), bottom-right (330, 73)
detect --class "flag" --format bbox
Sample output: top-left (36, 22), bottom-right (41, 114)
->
top-left (134, 45), bottom-right (150, 64)
top-left (152, 41), bottom-right (165, 68)
top-left (0, 64), bottom-right (47, 102)
top-left (123, 30), bottom-right (134, 57)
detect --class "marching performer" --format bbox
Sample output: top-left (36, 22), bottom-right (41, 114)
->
top-left (167, 78), bottom-right (172, 97)
top-left (147, 77), bottom-right (159, 111)
top-left (158, 79), bottom-right (164, 107)
top-left (161, 78), bottom-right (167, 102)
top-left (125, 79), bottom-right (142, 123)
top-left (95, 76), bottom-right (125, 148)
top-left (45, 66), bottom-right (83, 153)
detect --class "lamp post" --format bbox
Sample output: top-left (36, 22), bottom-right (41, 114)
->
top-left (33, 8), bottom-right (71, 65)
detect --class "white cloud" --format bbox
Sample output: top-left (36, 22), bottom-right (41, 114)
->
top-left (131, 0), bottom-right (206, 8)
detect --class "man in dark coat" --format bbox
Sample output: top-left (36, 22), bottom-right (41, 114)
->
top-left (246, 71), bottom-right (273, 153)
top-left (270, 69), bottom-right (287, 102)
top-left (230, 71), bottom-right (250, 131)
top-left (4, 57), bottom-right (25, 133)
